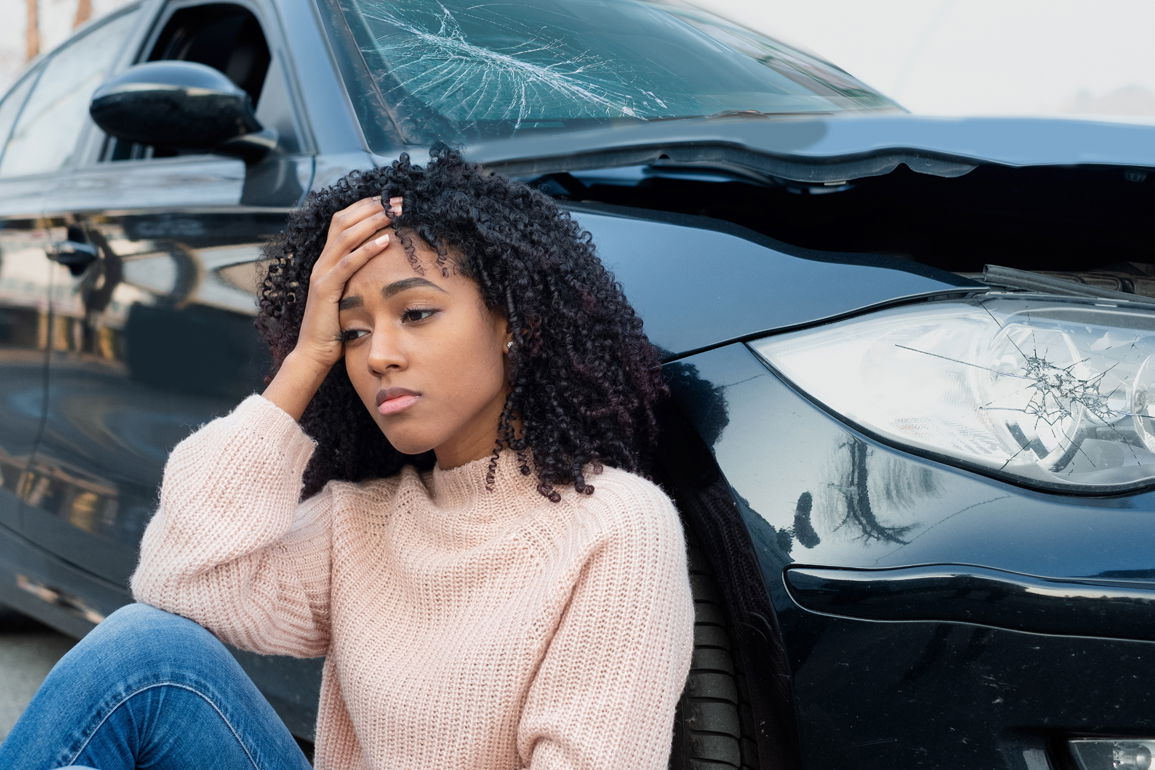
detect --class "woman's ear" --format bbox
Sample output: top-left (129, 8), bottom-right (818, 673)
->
top-left (501, 319), bottom-right (514, 353)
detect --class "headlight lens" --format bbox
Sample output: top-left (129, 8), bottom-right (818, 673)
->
top-left (751, 295), bottom-right (1155, 491)
top-left (1069, 738), bottom-right (1153, 770)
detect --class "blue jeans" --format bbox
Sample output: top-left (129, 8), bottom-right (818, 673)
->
top-left (0, 603), bottom-right (313, 770)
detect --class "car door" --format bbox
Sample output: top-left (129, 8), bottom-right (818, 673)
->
top-left (13, 3), bottom-right (151, 584)
top-left (26, 0), bottom-right (324, 738)
top-left (28, 0), bottom-right (311, 586)
top-left (0, 62), bottom-right (52, 534)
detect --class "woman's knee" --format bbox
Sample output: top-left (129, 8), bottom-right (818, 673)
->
top-left (98, 601), bottom-right (200, 636)
top-left (68, 602), bottom-right (232, 680)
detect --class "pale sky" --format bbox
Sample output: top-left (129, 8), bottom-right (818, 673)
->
top-left (3, 0), bottom-right (1155, 119)
top-left (695, 0), bottom-right (1155, 118)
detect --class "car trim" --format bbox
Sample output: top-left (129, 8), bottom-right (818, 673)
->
top-left (785, 563), bottom-right (1155, 642)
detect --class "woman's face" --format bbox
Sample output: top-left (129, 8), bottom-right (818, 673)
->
top-left (337, 235), bottom-right (510, 468)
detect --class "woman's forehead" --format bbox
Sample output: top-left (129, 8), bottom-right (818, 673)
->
top-left (341, 237), bottom-right (466, 299)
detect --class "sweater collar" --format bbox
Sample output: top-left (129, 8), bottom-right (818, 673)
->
top-left (427, 449), bottom-right (540, 513)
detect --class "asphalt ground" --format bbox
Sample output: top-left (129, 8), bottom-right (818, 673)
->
top-left (0, 614), bottom-right (76, 739)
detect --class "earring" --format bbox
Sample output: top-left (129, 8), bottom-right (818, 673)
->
top-left (505, 340), bottom-right (514, 352)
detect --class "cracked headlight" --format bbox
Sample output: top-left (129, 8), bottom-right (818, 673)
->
top-left (751, 295), bottom-right (1155, 491)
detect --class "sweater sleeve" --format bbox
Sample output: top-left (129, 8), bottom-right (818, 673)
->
top-left (516, 479), bottom-right (696, 769)
top-left (130, 394), bottom-right (332, 658)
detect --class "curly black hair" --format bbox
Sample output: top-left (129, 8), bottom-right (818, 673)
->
top-left (257, 146), bottom-right (666, 501)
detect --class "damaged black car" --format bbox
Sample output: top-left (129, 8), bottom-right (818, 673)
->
top-left (0, 0), bottom-right (1153, 768)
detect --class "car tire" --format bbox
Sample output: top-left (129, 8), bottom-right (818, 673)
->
top-left (669, 535), bottom-right (761, 770)
top-left (0, 605), bottom-right (36, 629)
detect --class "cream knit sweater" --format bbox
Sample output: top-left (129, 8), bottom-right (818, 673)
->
top-left (130, 395), bottom-right (695, 769)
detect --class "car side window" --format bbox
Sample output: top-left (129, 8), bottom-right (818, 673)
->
top-left (0, 69), bottom-right (41, 171)
top-left (108, 3), bottom-right (274, 161)
top-left (0, 8), bottom-right (140, 178)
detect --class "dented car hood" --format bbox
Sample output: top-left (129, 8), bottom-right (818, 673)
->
top-left (455, 113), bottom-right (1155, 356)
top-left (470, 112), bottom-right (1155, 183)
top-left (565, 207), bottom-right (976, 358)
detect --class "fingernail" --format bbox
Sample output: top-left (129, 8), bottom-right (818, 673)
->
top-left (375, 234), bottom-right (390, 246)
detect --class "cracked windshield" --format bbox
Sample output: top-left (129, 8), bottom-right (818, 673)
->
top-left (334, 0), bottom-right (897, 141)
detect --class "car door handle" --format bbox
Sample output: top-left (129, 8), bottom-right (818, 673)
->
top-left (49, 240), bottom-right (99, 275)
top-left (784, 564), bottom-right (1155, 642)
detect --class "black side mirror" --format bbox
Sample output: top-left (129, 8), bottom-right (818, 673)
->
top-left (90, 60), bottom-right (275, 159)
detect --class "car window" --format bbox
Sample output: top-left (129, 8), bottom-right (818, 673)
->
top-left (0, 69), bottom-right (41, 171)
top-left (328, 0), bottom-right (899, 144)
top-left (0, 8), bottom-right (139, 178)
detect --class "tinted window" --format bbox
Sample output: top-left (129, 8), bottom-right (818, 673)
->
top-left (0, 8), bottom-right (139, 177)
top-left (331, 0), bottom-right (898, 143)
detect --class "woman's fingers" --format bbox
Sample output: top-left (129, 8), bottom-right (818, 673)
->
top-left (329, 230), bottom-right (392, 283)
top-left (321, 196), bottom-right (402, 263)
top-left (293, 238), bottom-right (391, 369)
top-left (315, 203), bottom-right (392, 274)
top-left (311, 230), bottom-right (392, 296)
top-left (313, 195), bottom-right (407, 285)
top-left (288, 196), bottom-right (406, 371)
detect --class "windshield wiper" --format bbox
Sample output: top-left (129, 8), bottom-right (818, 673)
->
top-left (983, 264), bottom-right (1155, 307)
top-left (645, 109), bottom-right (839, 123)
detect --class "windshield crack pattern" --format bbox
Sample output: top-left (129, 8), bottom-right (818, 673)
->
top-left (358, 2), bottom-right (668, 131)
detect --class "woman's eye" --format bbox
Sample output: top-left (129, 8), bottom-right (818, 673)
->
top-left (339, 328), bottom-right (368, 342)
top-left (401, 308), bottom-right (438, 324)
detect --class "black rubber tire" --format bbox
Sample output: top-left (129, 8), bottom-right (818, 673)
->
top-left (0, 605), bottom-right (43, 630)
top-left (669, 535), bottom-right (760, 770)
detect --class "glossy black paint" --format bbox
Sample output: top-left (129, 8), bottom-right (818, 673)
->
top-left (570, 206), bottom-right (976, 357)
top-left (0, 180), bottom-right (53, 534)
top-left (28, 205), bottom-right (282, 583)
top-left (785, 564), bottom-right (1155, 641)
top-left (789, 616), bottom-right (1155, 769)
top-left (90, 60), bottom-right (262, 148)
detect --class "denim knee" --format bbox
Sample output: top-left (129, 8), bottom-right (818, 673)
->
top-left (71, 602), bottom-right (233, 685)
top-left (97, 601), bottom-right (204, 636)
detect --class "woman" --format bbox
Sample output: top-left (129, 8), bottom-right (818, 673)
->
top-left (0, 148), bottom-right (694, 769)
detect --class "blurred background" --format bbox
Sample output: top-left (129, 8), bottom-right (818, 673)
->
top-left (4, 0), bottom-right (1155, 119)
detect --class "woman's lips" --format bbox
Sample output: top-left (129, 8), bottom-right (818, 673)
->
top-left (376, 387), bottom-right (421, 416)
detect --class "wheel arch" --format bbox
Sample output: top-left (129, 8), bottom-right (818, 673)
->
top-left (655, 399), bottom-right (800, 769)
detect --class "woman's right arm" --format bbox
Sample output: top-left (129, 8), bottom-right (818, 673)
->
top-left (131, 195), bottom-right (401, 657)
top-left (130, 393), bottom-right (333, 657)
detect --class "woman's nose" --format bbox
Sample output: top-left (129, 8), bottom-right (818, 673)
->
top-left (366, 329), bottom-right (406, 373)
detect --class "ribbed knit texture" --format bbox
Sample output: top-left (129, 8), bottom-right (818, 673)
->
top-left (130, 395), bottom-right (695, 769)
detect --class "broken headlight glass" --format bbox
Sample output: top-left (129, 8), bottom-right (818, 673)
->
top-left (751, 295), bottom-right (1155, 492)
